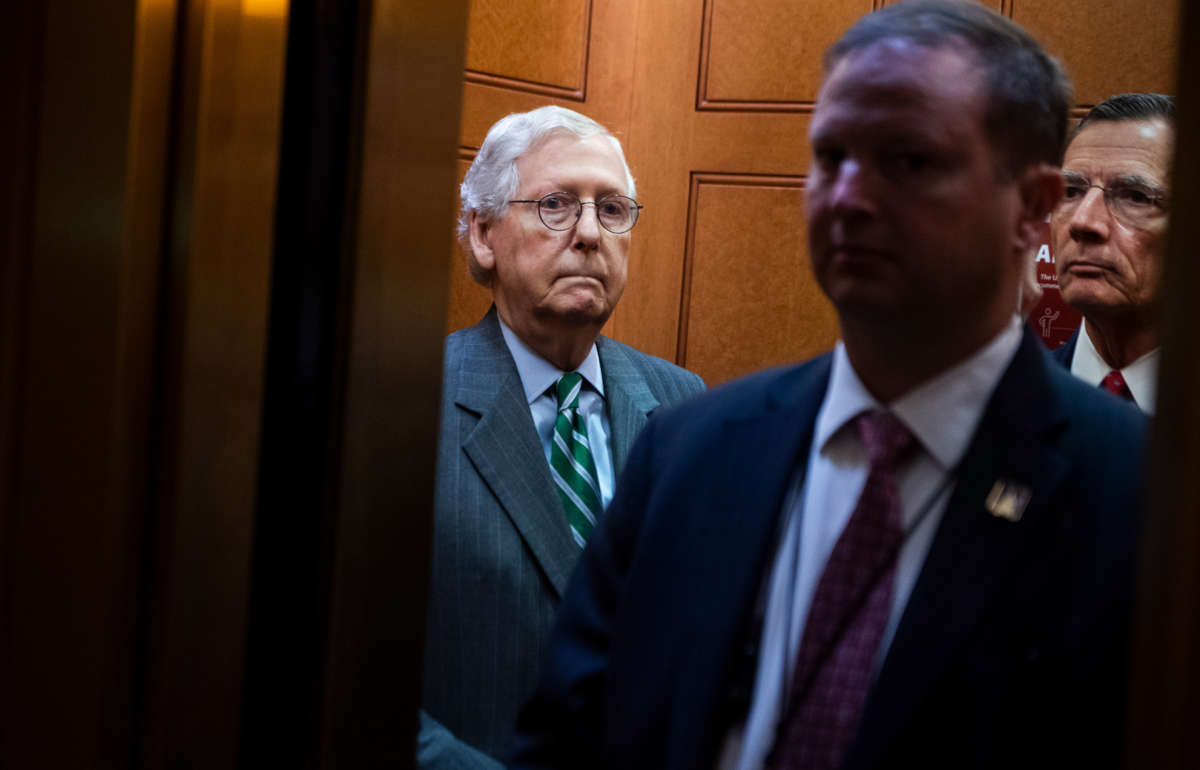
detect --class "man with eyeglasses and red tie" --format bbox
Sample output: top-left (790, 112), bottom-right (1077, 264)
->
top-left (417, 105), bottom-right (704, 769)
top-left (1051, 93), bottom-right (1173, 413)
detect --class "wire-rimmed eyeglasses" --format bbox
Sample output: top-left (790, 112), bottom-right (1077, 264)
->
top-left (1057, 172), bottom-right (1169, 228)
top-left (509, 191), bottom-right (643, 234)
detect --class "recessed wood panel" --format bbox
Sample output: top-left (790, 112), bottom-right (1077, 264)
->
top-left (692, 112), bottom-right (811, 174)
top-left (448, 153), bottom-right (495, 332)
top-left (465, 0), bottom-right (591, 97)
top-left (680, 175), bottom-right (838, 384)
top-left (1014, 0), bottom-right (1179, 104)
top-left (457, 84), bottom-right (588, 150)
top-left (700, 0), bottom-right (874, 110)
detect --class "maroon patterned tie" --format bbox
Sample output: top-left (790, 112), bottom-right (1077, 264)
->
top-left (770, 410), bottom-right (916, 770)
top-left (1100, 370), bottom-right (1134, 402)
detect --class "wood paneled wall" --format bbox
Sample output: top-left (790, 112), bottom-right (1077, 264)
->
top-left (453, 0), bottom-right (1179, 384)
top-left (1013, 0), bottom-right (1179, 103)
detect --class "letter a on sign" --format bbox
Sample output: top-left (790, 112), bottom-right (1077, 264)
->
top-left (1035, 244), bottom-right (1052, 263)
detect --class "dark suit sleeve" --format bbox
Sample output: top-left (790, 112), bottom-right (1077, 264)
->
top-left (507, 418), bottom-right (660, 769)
top-left (418, 710), bottom-right (506, 770)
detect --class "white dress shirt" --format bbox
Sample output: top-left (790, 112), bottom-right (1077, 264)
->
top-left (718, 316), bottom-right (1023, 770)
top-left (498, 318), bottom-right (616, 509)
top-left (1067, 324), bottom-right (1158, 414)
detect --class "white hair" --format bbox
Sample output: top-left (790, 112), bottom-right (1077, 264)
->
top-left (459, 105), bottom-right (636, 286)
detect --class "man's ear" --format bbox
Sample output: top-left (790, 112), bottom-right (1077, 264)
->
top-left (468, 211), bottom-right (497, 272)
top-left (1014, 162), bottom-right (1064, 250)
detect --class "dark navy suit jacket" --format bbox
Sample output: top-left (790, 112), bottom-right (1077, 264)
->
top-left (510, 328), bottom-right (1146, 770)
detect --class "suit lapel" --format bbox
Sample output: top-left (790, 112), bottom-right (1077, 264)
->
top-left (848, 330), bottom-right (1072, 769)
top-left (669, 358), bottom-right (833, 767)
top-left (456, 310), bottom-right (579, 598)
top-left (1051, 328), bottom-right (1078, 369)
top-left (596, 337), bottom-right (660, 478)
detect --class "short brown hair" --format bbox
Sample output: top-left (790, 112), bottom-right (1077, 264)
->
top-left (827, 0), bottom-right (1071, 175)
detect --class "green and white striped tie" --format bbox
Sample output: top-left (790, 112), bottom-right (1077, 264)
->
top-left (550, 372), bottom-right (601, 547)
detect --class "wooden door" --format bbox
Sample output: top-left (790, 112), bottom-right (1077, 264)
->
top-left (452, 0), bottom-right (1179, 384)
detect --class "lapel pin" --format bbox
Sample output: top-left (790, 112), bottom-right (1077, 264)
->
top-left (985, 479), bottom-right (1032, 522)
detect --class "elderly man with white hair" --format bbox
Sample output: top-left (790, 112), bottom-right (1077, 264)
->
top-left (417, 106), bottom-right (704, 768)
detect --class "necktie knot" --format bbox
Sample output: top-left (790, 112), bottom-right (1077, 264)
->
top-left (556, 372), bottom-right (584, 412)
top-left (1100, 370), bottom-right (1134, 402)
top-left (856, 410), bottom-right (915, 469)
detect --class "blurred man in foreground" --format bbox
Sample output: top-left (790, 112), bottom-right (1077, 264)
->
top-left (510, 3), bottom-right (1147, 769)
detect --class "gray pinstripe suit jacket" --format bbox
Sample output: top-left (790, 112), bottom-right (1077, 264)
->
top-left (419, 307), bottom-right (704, 767)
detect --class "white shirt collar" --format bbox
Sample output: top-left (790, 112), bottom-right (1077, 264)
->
top-left (498, 316), bottom-right (605, 404)
top-left (1071, 324), bottom-right (1158, 413)
top-left (815, 316), bottom-right (1024, 470)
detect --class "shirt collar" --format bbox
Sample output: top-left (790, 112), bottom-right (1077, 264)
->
top-left (1072, 324), bottom-right (1159, 412)
top-left (498, 316), bottom-right (605, 404)
top-left (815, 316), bottom-right (1024, 470)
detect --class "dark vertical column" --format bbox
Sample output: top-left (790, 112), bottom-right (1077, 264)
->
top-left (0, 0), bottom-right (167, 766)
top-left (319, 0), bottom-right (467, 766)
top-left (239, 0), bottom-right (369, 766)
top-left (1124, 2), bottom-right (1200, 768)
top-left (240, 0), bottom-right (468, 767)
top-left (0, 0), bottom-right (41, 588)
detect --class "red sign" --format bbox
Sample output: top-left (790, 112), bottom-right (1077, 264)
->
top-left (1025, 219), bottom-right (1080, 351)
